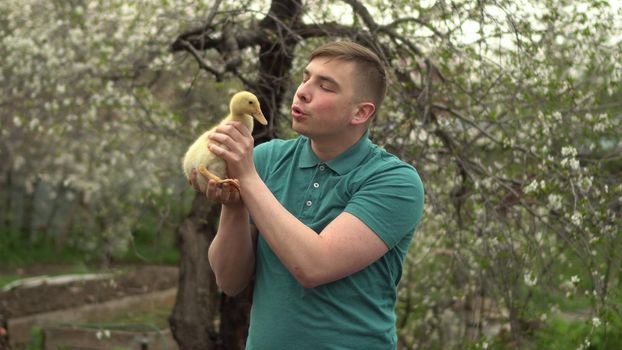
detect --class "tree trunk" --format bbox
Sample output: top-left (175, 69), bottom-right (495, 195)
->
top-left (168, 2), bottom-right (340, 348)
top-left (219, 287), bottom-right (254, 350)
top-left (1, 167), bottom-right (12, 233)
top-left (22, 177), bottom-right (39, 242)
top-left (169, 193), bottom-right (223, 350)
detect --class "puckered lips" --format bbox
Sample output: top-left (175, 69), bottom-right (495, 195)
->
top-left (291, 104), bottom-right (306, 120)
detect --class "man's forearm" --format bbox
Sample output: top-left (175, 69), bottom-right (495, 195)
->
top-left (240, 173), bottom-right (328, 288)
top-left (239, 172), bottom-right (388, 289)
top-left (208, 203), bottom-right (255, 295)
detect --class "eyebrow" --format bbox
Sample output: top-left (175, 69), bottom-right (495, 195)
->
top-left (303, 68), bottom-right (340, 89)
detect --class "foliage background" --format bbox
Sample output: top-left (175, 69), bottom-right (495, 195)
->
top-left (1, 0), bottom-right (620, 349)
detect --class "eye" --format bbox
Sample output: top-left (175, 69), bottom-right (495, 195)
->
top-left (248, 101), bottom-right (253, 104)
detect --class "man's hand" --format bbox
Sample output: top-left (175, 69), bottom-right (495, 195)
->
top-left (189, 169), bottom-right (242, 207)
top-left (207, 121), bottom-right (257, 182)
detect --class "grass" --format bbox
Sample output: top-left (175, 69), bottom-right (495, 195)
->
top-left (0, 262), bottom-right (125, 289)
top-left (0, 228), bottom-right (178, 267)
top-left (80, 305), bottom-right (173, 331)
top-left (120, 234), bottom-right (179, 266)
top-left (534, 312), bottom-right (622, 349)
top-left (24, 327), bottom-right (44, 350)
top-left (0, 226), bottom-right (178, 290)
top-left (0, 231), bottom-right (90, 267)
top-left (0, 231), bottom-right (91, 288)
top-left (0, 274), bottom-right (22, 289)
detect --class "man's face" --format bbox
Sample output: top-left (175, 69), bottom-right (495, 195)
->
top-left (291, 57), bottom-right (359, 139)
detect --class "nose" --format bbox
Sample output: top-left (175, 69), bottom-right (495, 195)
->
top-left (295, 81), bottom-right (310, 103)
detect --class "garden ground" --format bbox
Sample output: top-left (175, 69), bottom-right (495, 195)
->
top-left (0, 264), bottom-right (178, 348)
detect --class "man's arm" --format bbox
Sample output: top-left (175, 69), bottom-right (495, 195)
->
top-left (241, 174), bottom-right (388, 288)
top-left (207, 200), bottom-right (258, 296)
top-left (190, 171), bottom-right (257, 296)
top-left (207, 123), bottom-right (389, 289)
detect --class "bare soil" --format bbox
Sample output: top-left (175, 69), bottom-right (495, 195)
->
top-left (0, 264), bottom-right (178, 347)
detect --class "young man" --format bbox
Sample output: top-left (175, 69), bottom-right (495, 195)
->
top-left (194, 41), bottom-right (424, 349)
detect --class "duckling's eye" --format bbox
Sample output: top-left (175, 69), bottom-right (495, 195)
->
top-left (248, 101), bottom-right (253, 104)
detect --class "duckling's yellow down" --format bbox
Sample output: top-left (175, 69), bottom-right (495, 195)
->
top-left (182, 91), bottom-right (268, 191)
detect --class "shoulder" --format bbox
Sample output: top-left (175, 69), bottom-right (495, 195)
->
top-left (253, 136), bottom-right (305, 177)
top-left (344, 142), bottom-right (425, 244)
top-left (254, 137), bottom-right (302, 157)
top-left (364, 143), bottom-right (424, 194)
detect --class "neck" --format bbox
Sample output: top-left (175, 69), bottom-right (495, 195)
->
top-left (310, 129), bottom-right (366, 162)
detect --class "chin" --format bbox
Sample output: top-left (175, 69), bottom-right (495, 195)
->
top-left (292, 126), bottom-right (313, 139)
top-left (292, 120), bottom-right (306, 134)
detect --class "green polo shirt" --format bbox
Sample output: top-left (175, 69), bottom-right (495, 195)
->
top-left (246, 132), bottom-right (424, 350)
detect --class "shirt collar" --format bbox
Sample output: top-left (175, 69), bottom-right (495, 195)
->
top-left (299, 131), bottom-right (372, 175)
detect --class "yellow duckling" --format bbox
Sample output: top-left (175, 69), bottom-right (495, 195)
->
top-left (182, 91), bottom-right (268, 192)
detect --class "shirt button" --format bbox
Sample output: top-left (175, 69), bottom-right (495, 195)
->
top-left (306, 200), bottom-right (313, 207)
top-left (313, 183), bottom-right (319, 188)
top-left (319, 165), bottom-right (325, 171)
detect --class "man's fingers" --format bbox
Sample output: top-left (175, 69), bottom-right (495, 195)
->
top-left (206, 180), bottom-right (218, 197)
top-left (227, 121), bottom-right (251, 137)
top-left (189, 169), bottom-right (201, 191)
top-left (221, 184), bottom-right (231, 202)
top-left (209, 122), bottom-right (251, 146)
top-left (206, 181), bottom-right (226, 201)
top-left (208, 143), bottom-right (225, 156)
top-left (218, 121), bottom-right (248, 136)
top-left (203, 180), bottom-right (241, 205)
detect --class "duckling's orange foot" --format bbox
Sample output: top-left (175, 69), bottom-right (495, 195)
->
top-left (218, 178), bottom-right (241, 192)
top-left (197, 166), bottom-right (241, 192)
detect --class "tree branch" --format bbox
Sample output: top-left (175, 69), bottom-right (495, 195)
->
top-left (177, 39), bottom-right (224, 81)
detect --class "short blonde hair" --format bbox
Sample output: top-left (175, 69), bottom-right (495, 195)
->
top-left (309, 41), bottom-right (387, 116)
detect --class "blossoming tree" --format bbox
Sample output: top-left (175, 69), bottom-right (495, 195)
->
top-left (1, 0), bottom-right (620, 349)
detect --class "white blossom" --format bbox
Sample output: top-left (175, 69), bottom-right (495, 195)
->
top-left (28, 118), bottom-right (39, 130)
top-left (95, 329), bottom-right (111, 340)
top-left (571, 212), bottom-right (583, 226)
top-left (561, 157), bottom-right (580, 170)
top-left (548, 194), bottom-right (563, 210)
top-left (561, 146), bottom-right (578, 157)
top-left (571, 275), bottom-right (580, 285)
top-left (13, 116), bottom-right (22, 127)
top-left (569, 158), bottom-right (580, 170)
top-left (579, 176), bottom-right (593, 192)
top-left (524, 271), bottom-right (538, 287)
top-left (524, 180), bottom-right (539, 193)
top-left (595, 123), bottom-right (607, 132)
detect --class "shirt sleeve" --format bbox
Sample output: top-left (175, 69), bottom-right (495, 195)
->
top-left (344, 163), bottom-right (424, 249)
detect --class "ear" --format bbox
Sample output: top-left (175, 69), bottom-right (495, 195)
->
top-left (350, 102), bottom-right (376, 126)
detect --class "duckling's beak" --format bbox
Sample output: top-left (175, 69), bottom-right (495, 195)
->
top-left (253, 108), bottom-right (268, 125)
